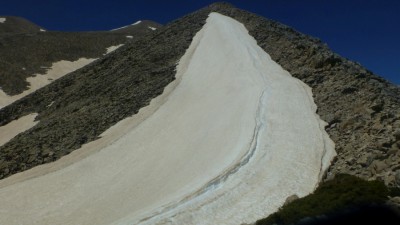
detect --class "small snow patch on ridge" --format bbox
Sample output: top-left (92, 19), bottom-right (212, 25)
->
top-left (148, 26), bottom-right (157, 31)
top-left (111, 20), bottom-right (141, 31)
top-left (47, 101), bottom-right (54, 108)
top-left (40, 29), bottom-right (46, 32)
top-left (0, 18), bottom-right (6, 23)
top-left (126, 35), bottom-right (133, 39)
top-left (111, 25), bottom-right (128, 31)
top-left (105, 44), bottom-right (124, 54)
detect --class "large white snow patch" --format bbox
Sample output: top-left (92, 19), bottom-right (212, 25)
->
top-left (0, 18), bottom-right (6, 23)
top-left (0, 13), bottom-right (335, 225)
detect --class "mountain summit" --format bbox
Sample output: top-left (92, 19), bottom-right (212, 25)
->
top-left (0, 2), bottom-right (399, 225)
top-left (0, 16), bottom-right (45, 34)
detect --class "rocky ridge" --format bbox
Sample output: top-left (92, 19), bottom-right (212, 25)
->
top-left (0, 19), bottom-right (161, 96)
top-left (0, 16), bottom-right (44, 34)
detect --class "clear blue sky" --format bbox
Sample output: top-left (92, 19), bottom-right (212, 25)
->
top-left (1, 0), bottom-right (399, 84)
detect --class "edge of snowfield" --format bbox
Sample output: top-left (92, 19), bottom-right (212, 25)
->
top-left (0, 13), bottom-right (336, 225)
top-left (0, 44), bottom-right (123, 109)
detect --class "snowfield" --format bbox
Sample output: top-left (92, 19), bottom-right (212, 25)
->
top-left (0, 13), bottom-right (335, 225)
top-left (0, 17), bottom-right (6, 23)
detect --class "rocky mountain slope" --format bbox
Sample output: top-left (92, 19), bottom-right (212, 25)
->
top-left (0, 2), bottom-right (399, 224)
top-left (0, 17), bottom-right (161, 98)
top-left (0, 16), bottom-right (44, 34)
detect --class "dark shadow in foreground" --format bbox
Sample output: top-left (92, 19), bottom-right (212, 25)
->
top-left (296, 205), bottom-right (400, 225)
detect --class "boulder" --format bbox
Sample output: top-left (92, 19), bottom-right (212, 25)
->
top-left (394, 129), bottom-right (400, 141)
top-left (284, 194), bottom-right (299, 206)
top-left (370, 160), bottom-right (389, 174)
top-left (395, 170), bottom-right (400, 187)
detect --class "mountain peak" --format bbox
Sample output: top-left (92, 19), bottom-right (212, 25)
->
top-left (208, 1), bottom-right (235, 9)
top-left (0, 16), bottom-right (44, 34)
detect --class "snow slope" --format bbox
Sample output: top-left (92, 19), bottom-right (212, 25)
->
top-left (0, 13), bottom-right (335, 225)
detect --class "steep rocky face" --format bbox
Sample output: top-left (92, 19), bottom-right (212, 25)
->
top-left (0, 2), bottom-right (399, 189)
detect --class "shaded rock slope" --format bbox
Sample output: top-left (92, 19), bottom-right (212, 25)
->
top-left (0, 16), bottom-right (44, 34)
top-left (0, 18), bottom-right (161, 95)
top-left (0, 1), bottom-right (399, 194)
